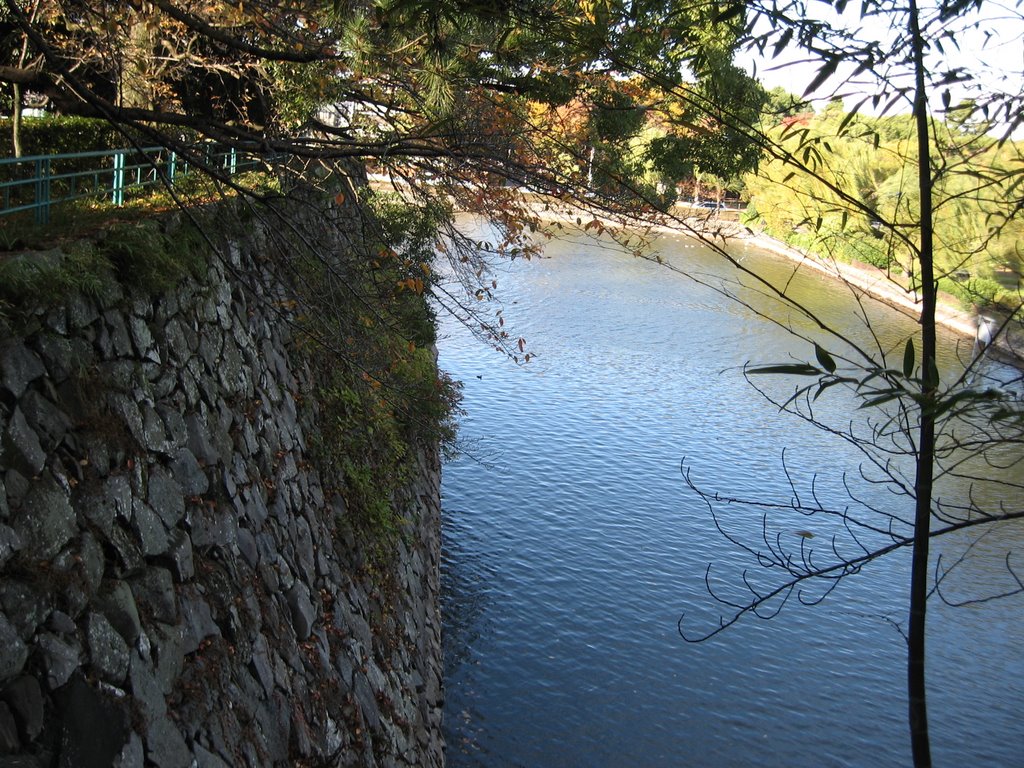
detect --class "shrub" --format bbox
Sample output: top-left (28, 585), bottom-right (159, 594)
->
top-left (940, 275), bottom-right (1005, 309)
top-left (301, 192), bottom-right (460, 550)
top-left (98, 219), bottom-right (206, 294)
top-left (0, 115), bottom-right (132, 157)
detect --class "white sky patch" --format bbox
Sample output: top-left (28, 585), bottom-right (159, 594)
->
top-left (735, 0), bottom-right (1024, 128)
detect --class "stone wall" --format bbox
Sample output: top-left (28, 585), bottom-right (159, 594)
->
top-left (0, 198), bottom-right (444, 766)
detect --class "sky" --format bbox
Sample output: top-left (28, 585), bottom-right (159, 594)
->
top-left (735, 0), bottom-right (1024, 129)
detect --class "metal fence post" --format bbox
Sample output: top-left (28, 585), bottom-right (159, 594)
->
top-left (112, 150), bottom-right (125, 206)
top-left (169, 151), bottom-right (177, 186)
top-left (229, 147), bottom-right (237, 176)
top-left (34, 157), bottom-right (51, 225)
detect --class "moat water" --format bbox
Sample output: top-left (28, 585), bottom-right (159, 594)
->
top-left (438, 226), bottom-right (1024, 767)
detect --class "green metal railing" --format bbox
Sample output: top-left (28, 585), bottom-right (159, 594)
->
top-left (0, 144), bottom-right (260, 225)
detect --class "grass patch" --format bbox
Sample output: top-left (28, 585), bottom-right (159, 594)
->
top-left (0, 169), bottom-right (279, 250)
top-left (0, 169), bottom-right (281, 325)
top-left (97, 218), bottom-right (206, 294)
top-left (0, 241), bottom-right (117, 307)
top-left (0, 214), bottom-right (208, 328)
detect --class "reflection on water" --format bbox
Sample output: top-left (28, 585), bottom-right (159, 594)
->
top-left (439, 229), bottom-right (1024, 767)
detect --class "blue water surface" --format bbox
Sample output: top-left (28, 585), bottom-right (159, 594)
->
top-left (438, 227), bottom-right (1024, 767)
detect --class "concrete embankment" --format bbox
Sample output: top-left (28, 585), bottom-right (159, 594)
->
top-left (737, 230), bottom-right (1024, 365)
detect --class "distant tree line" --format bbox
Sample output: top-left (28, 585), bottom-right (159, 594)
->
top-left (745, 94), bottom-right (1024, 309)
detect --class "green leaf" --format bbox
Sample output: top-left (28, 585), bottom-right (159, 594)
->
top-left (747, 364), bottom-right (822, 376)
top-left (902, 339), bottom-right (915, 379)
top-left (859, 390), bottom-right (903, 409)
top-left (771, 28), bottom-right (794, 59)
top-left (802, 56), bottom-right (840, 98)
top-left (814, 344), bottom-right (837, 373)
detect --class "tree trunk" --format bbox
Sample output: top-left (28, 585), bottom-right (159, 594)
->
top-left (907, 0), bottom-right (935, 764)
top-left (12, 84), bottom-right (23, 158)
top-left (121, 16), bottom-right (157, 110)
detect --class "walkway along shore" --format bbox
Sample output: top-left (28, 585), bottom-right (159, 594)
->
top-left (733, 225), bottom-right (1024, 368)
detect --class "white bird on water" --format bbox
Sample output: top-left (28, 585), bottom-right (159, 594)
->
top-left (974, 314), bottom-right (996, 355)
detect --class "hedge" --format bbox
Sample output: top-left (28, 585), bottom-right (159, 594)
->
top-left (0, 115), bottom-right (133, 158)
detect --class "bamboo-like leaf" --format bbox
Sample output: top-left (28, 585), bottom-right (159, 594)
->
top-left (903, 339), bottom-right (915, 379)
top-left (747, 364), bottom-right (822, 376)
top-left (814, 344), bottom-right (837, 373)
top-left (813, 377), bottom-right (852, 400)
top-left (802, 56), bottom-right (840, 97)
top-left (714, 3), bottom-right (744, 22)
top-left (772, 28), bottom-right (794, 58)
top-left (930, 388), bottom-right (1004, 418)
top-left (859, 390), bottom-right (903, 409)
top-left (837, 108), bottom-right (858, 135)
top-left (857, 369), bottom-right (886, 389)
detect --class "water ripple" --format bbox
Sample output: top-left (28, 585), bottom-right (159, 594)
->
top-left (440, 230), bottom-right (1024, 767)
